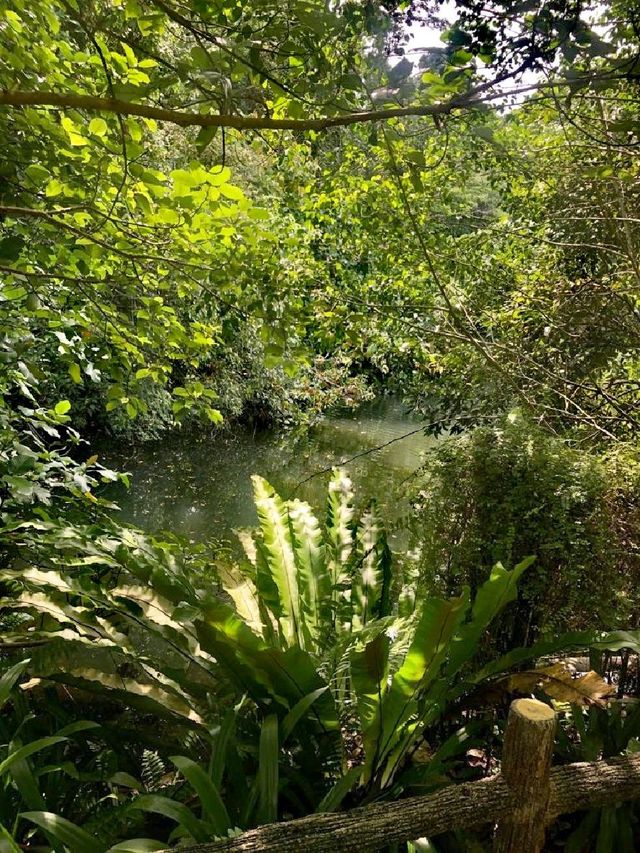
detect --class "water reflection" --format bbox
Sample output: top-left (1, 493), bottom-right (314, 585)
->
top-left (100, 397), bottom-right (437, 546)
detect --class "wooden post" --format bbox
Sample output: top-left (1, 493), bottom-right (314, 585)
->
top-left (494, 698), bottom-right (556, 853)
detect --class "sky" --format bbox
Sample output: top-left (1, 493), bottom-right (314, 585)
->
top-left (404, 0), bottom-right (456, 53)
top-left (399, 1), bottom-right (544, 107)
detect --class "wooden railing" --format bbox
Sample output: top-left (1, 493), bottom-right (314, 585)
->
top-left (179, 699), bottom-right (640, 853)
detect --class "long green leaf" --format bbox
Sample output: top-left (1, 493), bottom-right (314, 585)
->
top-left (0, 660), bottom-right (30, 711)
top-left (281, 687), bottom-right (328, 743)
top-left (446, 557), bottom-right (534, 676)
top-left (350, 630), bottom-right (390, 765)
top-left (106, 842), bottom-right (166, 852)
top-left (170, 756), bottom-right (230, 835)
top-left (209, 709), bottom-right (235, 789)
top-left (8, 752), bottom-right (47, 811)
top-left (55, 720), bottom-right (101, 737)
top-left (371, 592), bottom-right (470, 780)
top-left (19, 812), bottom-right (102, 853)
top-left (464, 629), bottom-right (625, 689)
top-left (257, 714), bottom-right (279, 825)
top-left (252, 476), bottom-right (302, 646)
top-left (0, 823), bottom-right (22, 853)
top-left (316, 767), bottom-right (362, 813)
top-left (352, 503), bottom-right (392, 629)
top-left (25, 662), bottom-right (201, 725)
top-left (591, 629), bottom-right (640, 652)
top-left (196, 601), bottom-right (293, 709)
top-left (0, 737), bottom-right (67, 777)
top-left (288, 498), bottom-right (330, 649)
top-left (129, 794), bottom-right (209, 842)
top-left (326, 468), bottom-right (355, 628)
top-left (198, 605), bottom-right (339, 730)
top-left (217, 564), bottom-right (263, 635)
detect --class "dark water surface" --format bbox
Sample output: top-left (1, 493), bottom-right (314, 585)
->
top-left (101, 397), bottom-right (437, 547)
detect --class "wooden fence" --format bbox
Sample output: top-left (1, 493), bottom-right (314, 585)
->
top-left (178, 698), bottom-right (640, 853)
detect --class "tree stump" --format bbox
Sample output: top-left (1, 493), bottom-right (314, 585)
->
top-left (493, 698), bottom-right (557, 853)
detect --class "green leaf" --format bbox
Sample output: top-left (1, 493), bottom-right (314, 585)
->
top-left (107, 842), bottom-right (166, 852)
top-left (0, 823), bottom-right (22, 852)
top-left (471, 126), bottom-right (496, 144)
top-left (121, 42), bottom-right (138, 67)
top-left (8, 753), bottom-right (46, 811)
top-left (190, 45), bottom-right (213, 69)
top-left (351, 630), bottom-right (390, 758)
top-left (352, 503), bottom-right (392, 629)
top-left (24, 164), bottom-right (50, 186)
top-left (316, 766), bottom-right (362, 812)
top-left (252, 476), bottom-right (302, 646)
top-left (130, 795), bottom-right (209, 842)
top-left (370, 592), bottom-right (470, 781)
top-left (219, 183), bottom-right (244, 201)
top-left (257, 714), bottom-right (279, 825)
top-left (157, 207), bottom-right (179, 225)
top-left (109, 772), bottom-right (142, 789)
top-left (247, 207), bottom-right (270, 220)
top-left (45, 179), bottom-right (64, 198)
top-left (281, 687), bottom-right (328, 743)
top-left (4, 9), bottom-right (23, 30)
top-left (463, 630), bottom-right (625, 690)
top-left (287, 498), bottom-right (330, 648)
top-left (446, 558), bottom-right (534, 676)
top-left (68, 132), bottom-right (90, 147)
top-left (53, 400), bottom-right (71, 416)
top-left (196, 125), bottom-right (217, 152)
top-left (0, 659), bottom-right (30, 710)
top-left (88, 117), bottom-right (108, 137)
top-left (170, 756), bottom-right (230, 835)
top-left (55, 720), bottom-right (100, 737)
top-left (0, 737), bottom-right (67, 777)
top-left (1, 285), bottom-right (27, 301)
top-left (19, 812), bottom-right (102, 853)
top-left (209, 710), bottom-right (235, 789)
top-left (326, 468), bottom-right (355, 624)
top-left (205, 407), bottom-right (223, 424)
top-left (68, 363), bottom-right (82, 384)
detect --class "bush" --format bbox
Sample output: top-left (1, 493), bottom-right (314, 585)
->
top-left (409, 414), bottom-right (640, 646)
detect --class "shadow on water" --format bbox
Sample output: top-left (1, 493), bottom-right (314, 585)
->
top-left (100, 396), bottom-right (439, 548)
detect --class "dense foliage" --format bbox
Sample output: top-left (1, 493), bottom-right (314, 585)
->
top-left (2, 474), bottom-right (635, 849)
top-left (409, 415), bottom-right (640, 643)
top-left (1, 0), bottom-right (640, 849)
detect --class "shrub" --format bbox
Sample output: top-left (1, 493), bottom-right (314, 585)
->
top-left (409, 414), bottom-right (640, 646)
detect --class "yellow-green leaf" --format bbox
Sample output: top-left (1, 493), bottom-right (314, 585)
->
top-left (88, 117), bottom-right (108, 137)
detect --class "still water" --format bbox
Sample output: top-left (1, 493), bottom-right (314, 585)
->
top-left (102, 397), bottom-right (437, 547)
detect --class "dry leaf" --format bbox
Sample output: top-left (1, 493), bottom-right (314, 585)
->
top-left (502, 663), bottom-right (614, 707)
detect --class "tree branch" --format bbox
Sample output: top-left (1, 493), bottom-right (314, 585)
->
top-left (0, 79), bottom-right (600, 132)
top-left (0, 88), bottom-right (468, 129)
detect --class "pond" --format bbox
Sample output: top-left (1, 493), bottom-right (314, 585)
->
top-left (101, 396), bottom-right (439, 549)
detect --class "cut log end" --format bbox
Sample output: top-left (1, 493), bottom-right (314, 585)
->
top-left (510, 698), bottom-right (556, 723)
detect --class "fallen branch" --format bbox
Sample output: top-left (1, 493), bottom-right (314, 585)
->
top-left (175, 752), bottom-right (640, 852)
